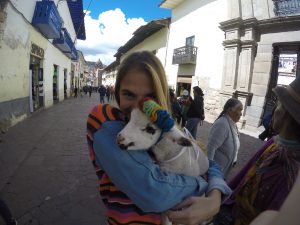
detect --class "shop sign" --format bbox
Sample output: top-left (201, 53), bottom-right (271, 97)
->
top-left (31, 43), bottom-right (44, 58)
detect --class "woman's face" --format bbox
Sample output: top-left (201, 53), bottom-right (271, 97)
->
top-left (228, 104), bottom-right (243, 123)
top-left (119, 69), bottom-right (154, 117)
top-left (272, 101), bottom-right (286, 132)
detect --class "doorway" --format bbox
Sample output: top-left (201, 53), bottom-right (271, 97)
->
top-left (262, 43), bottom-right (299, 120)
top-left (64, 69), bottom-right (67, 98)
top-left (53, 65), bottom-right (59, 103)
top-left (176, 76), bottom-right (192, 97)
top-left (30, 56), bottom-right (43, 110)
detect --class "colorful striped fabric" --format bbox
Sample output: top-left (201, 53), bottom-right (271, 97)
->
top-left (86, 104), bottom-right (163, 225)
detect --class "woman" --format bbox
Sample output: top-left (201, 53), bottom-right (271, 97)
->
top-left (87, 51), bottom-right (231, 225)
top-left (185, 86), bottom-right (205, 139)
top-left (207, 98), bottom-right (243, 179)
top-left (250, 169), bottom-right (300, 225)
top-left (214, 77), bottom-right (300, 225)
top-left (169, 89), bottom-right (182, 124)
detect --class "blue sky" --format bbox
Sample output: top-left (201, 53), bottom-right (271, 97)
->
top-left (83, 0), bottom-right (171, 22)
top-left (77, 0), bottom-right (171, 64)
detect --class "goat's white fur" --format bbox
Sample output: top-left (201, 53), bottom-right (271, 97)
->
top-left (117, 108), bottom-right (209, 225)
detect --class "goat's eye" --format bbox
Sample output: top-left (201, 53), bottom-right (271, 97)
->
top-left (142, 125), bottom-right (156, 135)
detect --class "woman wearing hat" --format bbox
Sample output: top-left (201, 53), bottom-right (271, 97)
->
top-left (213, 77), bottom-right (300, 225)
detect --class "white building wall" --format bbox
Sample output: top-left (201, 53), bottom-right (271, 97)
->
top-left (43, 41), bottom-right (71, 107)
top-left (120, 27), bottom-right (169, 66)
top-left (0, 3), bottom-right (30, 103)
top-left (164, 0), bottom-right (228, 90)
top-left (0, 0), bottom-right (77, 129)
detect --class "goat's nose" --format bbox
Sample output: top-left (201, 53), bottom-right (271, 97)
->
top-left (117, 133), bottom-right (124, 144)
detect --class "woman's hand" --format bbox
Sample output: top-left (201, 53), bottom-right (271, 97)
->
top-left (166, 190), bottom-right (221, 225)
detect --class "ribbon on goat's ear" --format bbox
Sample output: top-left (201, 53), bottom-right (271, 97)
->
top-left (139, 97), bottom-right (174, 133)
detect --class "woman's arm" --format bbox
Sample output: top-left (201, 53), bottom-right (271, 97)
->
top-left (93, 120), bottom-right (207, 212)
top-left (165, 161), bottom-right (231, 225)
top-left (166, 190), bottom-right (221, 225)
top-left (92, 121), bottom-right (231, 213)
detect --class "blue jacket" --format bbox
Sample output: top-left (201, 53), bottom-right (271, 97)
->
top-left (93, 120), bottom-right (232, 212)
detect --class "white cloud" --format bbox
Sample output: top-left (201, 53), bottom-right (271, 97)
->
top-left (76, 9), bottom-right (146, 65)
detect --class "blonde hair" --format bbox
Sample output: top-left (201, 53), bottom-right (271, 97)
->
top-left (114, 51), bottom-right (171, 112)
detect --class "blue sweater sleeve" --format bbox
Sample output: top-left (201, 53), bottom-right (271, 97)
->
top-left (93, 120), bottom-right (230, 212)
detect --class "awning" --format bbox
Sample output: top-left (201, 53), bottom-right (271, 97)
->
top-left (177, 77), bottom-right (192, 84)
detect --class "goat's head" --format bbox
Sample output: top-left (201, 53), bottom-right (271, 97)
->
top-left (117, 108), bottom-right (162, 150)
top-left (117, 98), bottom-right (193, 150)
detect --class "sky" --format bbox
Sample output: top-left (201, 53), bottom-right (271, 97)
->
top-left (76, 0), bottom-right (171, 65)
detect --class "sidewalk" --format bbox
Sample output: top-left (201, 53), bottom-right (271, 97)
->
top-left (0, 93), bottom-right (264, 224)
top-left (0, 93), bottom-right (107, 225)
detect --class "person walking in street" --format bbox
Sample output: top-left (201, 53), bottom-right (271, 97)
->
top-left (185, 86), bottom-right (205, 139)
top-left (213, 77), bottom-right (300, 225)
top-left (86, 51), bottom-right (231, 225)
top-left (178, 89), bottom-right (191, 128)
top-left (207, 98), bottom-right (243, 179)
top-left (98, 85), bottom-right (106, 104)
top-left (106, 85), bottom-right (111, 102)
top-left (88, 86), bottom-right (92, 97)
top-left (74, 86), bottom-right (78, 98)
top-left (169, 89), bottom-right (182, 124)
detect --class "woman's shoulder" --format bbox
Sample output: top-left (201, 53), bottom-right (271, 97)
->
top-left (214, 116), bottom-right (229, 126)
top-left (87, 104), bottom-right (125, 130)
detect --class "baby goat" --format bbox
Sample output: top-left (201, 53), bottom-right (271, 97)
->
top-left (117, 98), bottom-right (209, 225)
top-left (117, 107), bottom-right (209, 176)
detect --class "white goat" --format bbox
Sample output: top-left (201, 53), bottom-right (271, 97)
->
top-left (117, 107), bottom-right (209, 225)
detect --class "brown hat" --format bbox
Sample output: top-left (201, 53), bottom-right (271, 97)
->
top-left (273, 76), bottom-right (300, 124)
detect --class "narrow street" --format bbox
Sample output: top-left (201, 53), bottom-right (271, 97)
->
top-left (0, 93), bottom-right (264, 225)
top-left (0, 93), bottom-right (107, 225)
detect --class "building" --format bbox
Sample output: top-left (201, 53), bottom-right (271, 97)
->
top-left (160, 0), bottom-right (300, 135)
top-left (0, 0), bottom-right (86, 130)
top-left (219, 0), bottom-right (300, 133)
top-left (160, 0), bottom-right (228, 120)
top-left (102, 18), bottom-right (171, 87)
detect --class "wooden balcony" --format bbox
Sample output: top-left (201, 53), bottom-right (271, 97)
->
top-left (273, 0), bottom-right (300, 16)
top-left (31, 1), bottom-right (63, 39)
top-left (172, 46), bottom-right (198, 65)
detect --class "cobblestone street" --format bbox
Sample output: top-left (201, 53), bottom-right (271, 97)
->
top-left (0, 94), bottom-right (264, 225)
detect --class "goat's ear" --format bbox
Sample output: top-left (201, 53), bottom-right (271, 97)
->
top-left (176, 137), bottom-right (192, 146)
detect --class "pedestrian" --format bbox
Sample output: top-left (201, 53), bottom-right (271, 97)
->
top-left (207, 98), bottom-right (243, 179)
top-left (83, 86), bottom-right (87, 95)
top-left (169, 89), bottom-right (182, 124)
top-left (0, 199), bottom-right (17, 225)
top-left (79, 87), bottom-right (83, 97)
top-left (258, 105), bottom-right (277, 141)
top-left (178, 89), bottom-right (191, 128)
top-left (88, 86), bottom-right (92, 97)
top-left (98, 85), bottom-right (106, 104)
top-left (110, 85), bottom-right (115, 101)
top-left (185, 86), bottom-right (205, 139)
top-left (74, 86), bottom-right (78, 98)
top-left (86, 51), bottom-right (231, 225)
top-left (106, 85), bottom-right (111, 102)
top-left (213, 76), bottom-right (300, 225)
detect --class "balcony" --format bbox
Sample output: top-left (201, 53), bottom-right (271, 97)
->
top-left (32, 1), bottom-right (63, 39)
top-left (273, 0), bottom-right (300, 16)
top-left (172, 46), bottom-right (198, 65)
top-left (64, 45), bottom-right (78, 61)
top-left (53, 28), bottom-right (73, 52)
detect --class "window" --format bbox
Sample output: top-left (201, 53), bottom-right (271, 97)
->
top-left (186, 36), bottom-right (195, 46)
